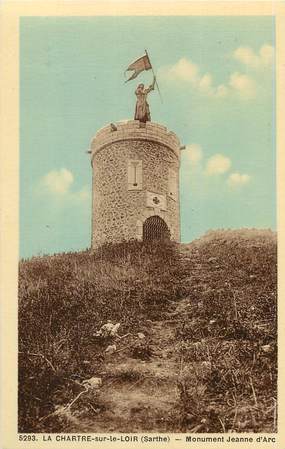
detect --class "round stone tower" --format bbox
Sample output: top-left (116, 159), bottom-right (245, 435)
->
top-left (90, 120), bottom-right (181, 248)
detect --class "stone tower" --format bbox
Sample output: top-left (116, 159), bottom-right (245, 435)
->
top-left (90, 120), bottom-right (181, 248)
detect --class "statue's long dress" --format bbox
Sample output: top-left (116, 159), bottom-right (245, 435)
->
top-left (134, 85), bottom-right (154, 122)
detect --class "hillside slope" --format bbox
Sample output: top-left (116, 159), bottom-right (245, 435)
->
top-left (18, 229), bottom-right (277, 433)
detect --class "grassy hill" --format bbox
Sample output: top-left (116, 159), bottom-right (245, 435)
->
top-left (18, 229), bottom-right (277, 433)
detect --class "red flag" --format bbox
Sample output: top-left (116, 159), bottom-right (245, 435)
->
top-left (125, 54), bottom-right (152, 82)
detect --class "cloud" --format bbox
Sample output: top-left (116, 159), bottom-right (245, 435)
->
top-left (184, 144), bottom-right (203, 164)
top-left (160, 57), bottom-right (258, 100)
top-left (161, 45), bottom-right (275, 101)
top-left (165, 57), bottom-right (199, 84)
top-left (229, 72), bottom-right (257, 99)
top-left (198, 74), bottom-right (229, 98)
top-left (43, 168), bottom-right (73, 194)
top-left (160, 58), bottom-right (228, 98)
top-left (75, 186), bottom-right (90, 202)
top-left (233, 44), bottom-right (274, 69)
top-left (199, 73), bottom-right (212, 91)
top-left (227, 172), bottom-right (251, 187)
top-left (182, 145), bottom-right (252, 191)
top-left (41, 168), bottom-right (90, 203)
top-left (215, 84), bottom-right (229, 98)
top-left (205, 154), bottom-right (231, 175)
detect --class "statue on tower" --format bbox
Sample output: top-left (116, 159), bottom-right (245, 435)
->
top-left (134, 77), bottom-right (156, 123)
top-left (125, 51), bottom-right (162, 123)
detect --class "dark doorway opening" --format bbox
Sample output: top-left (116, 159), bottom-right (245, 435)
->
top-left (143, 216), bottom-right (170, 241)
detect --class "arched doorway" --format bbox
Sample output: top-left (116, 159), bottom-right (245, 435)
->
top-left (143, 216), bottom-right (170, 241)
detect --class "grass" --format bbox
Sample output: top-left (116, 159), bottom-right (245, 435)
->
top-left (18, 230), bottom-right (277, 433)
top-left (18, 241), bottom-right (185, 432)
top-left (175, 229), bottom-right (277, 432)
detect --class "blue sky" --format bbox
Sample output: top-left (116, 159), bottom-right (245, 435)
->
top-left (20, 16), bottom-right (275, 258)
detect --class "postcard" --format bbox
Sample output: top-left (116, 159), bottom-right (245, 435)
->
top-left (0, 1), bottom-right (285, 448)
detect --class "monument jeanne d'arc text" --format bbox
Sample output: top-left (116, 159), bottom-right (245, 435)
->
top-left (90, 53), bottom-right (181, 249)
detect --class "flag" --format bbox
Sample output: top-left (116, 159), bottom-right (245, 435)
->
top-left (125, 54), bottom-right (152, 82)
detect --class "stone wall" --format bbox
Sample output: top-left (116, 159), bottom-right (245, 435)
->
top-left (90, 120), bottom-right (181, 248)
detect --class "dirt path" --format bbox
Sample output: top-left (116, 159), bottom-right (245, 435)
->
top-left (63, 248), bottom-right (199, 433)
top-left (66, 299), bottom-right (195, 433)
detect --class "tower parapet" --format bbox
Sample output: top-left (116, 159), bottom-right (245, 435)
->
top-left (90, 120), bottom-right (181, 248)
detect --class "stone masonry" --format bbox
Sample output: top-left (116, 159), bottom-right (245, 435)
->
top-left (90, 120), bottom-right (181, 248)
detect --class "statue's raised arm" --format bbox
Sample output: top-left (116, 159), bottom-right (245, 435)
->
top-left (145, 76), bottom-right (156, 94)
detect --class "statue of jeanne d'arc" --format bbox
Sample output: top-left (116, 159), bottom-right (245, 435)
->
top-left (134, 76), bottom-right (156, 123)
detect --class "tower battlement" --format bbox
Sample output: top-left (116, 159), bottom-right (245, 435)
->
top-left (91, 120), bottom-right (180, 163)
top-left (90, 120), bottom-right (181, 249)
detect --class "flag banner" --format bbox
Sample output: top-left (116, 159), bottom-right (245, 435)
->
top-left (125, 54), bottom-right (152, 82)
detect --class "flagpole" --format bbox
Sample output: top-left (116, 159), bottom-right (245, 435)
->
top-left (145, 49), bottom-right (163, 103)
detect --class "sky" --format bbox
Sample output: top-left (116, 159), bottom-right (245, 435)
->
top-left (20, 16), bottom-right (275, 258)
